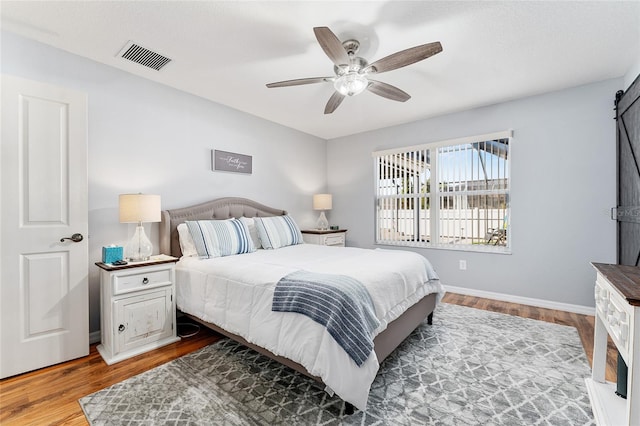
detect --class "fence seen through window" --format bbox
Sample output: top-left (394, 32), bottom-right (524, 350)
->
top-left (373, 131), bottom-right (510, 252)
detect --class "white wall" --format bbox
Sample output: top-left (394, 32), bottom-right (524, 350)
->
top-left (1, 32), bottom-right (327, 333)
top-left (327, 79), bottom-right (620, 309)
top-left (625, 59), bottom-right (640, 90)
top-left (1, 28), bottom-right (628, 329)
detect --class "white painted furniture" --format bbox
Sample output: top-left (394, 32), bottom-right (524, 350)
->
top-left (96, 256), bottom-right (180, 365)
top-left (301, 229), bottom-right (347, 247)
top-left (586, 263), bottom-right (640, 426)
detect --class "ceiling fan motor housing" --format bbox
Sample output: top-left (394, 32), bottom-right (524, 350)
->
top-left (333, 56), bottom-right (368, 76)
top-left (342, 39), bottom-right (360, 56)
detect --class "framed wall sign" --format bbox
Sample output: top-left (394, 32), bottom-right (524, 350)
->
top-left (212, 150), bottom-right (252, 174)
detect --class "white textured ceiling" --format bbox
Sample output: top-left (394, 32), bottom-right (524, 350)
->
top-left (1, 1), bottom-right (639, 139)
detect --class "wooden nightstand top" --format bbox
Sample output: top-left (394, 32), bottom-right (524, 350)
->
top-left (96, 254), bottom-right (178, 271)
top-left (301, 229), bottom-right (347, 235)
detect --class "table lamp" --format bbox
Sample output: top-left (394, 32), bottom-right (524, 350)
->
top-left (313, 193), bottom-right (332, 230)
top-left (119, 193), bottom-right (161, 261)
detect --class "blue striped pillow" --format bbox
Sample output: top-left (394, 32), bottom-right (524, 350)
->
top-left (185, 219), bottom-right (256, 259)
top-left (254, 215), bottom-right (303, 249)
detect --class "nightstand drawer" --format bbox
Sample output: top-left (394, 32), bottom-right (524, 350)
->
top-left (325, 234), bottom-right (345, 246)
top-left (301, 230), bottom-right (347, 247)
top-left (113, 268), bottom-right (172, 295)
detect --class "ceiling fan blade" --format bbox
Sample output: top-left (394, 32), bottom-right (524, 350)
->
top-left (266, 77), bottom-right (332, 88)
top-left (313, 27), bottom-right (349, 66)
top-left (367, 80), bottom-right (411, 102)
top-left (367, 41), bottom-right (442, 74)
top-left (324, 91), bottom-right (345, 114)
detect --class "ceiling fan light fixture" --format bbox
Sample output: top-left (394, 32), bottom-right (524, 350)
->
top-left (334, 73), bottom-right (369, 96)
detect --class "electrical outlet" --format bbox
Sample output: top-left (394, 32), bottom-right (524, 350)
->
top-left (459, 260), bottom-right (467, 270)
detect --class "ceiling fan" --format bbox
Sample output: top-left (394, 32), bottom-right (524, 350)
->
top-left (266, 27), bottom-right (443, 114)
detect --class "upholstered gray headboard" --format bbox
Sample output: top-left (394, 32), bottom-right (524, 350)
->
top-left (159, 197), bottom-right (287, 258)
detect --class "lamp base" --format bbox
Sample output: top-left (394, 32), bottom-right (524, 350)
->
top-left (316, 211), bottom-right (329, 230)
top-left (125, 225), bottom-right (153, 262)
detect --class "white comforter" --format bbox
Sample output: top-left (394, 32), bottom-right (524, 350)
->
top-left (176, 244), bottom-right (444, 410)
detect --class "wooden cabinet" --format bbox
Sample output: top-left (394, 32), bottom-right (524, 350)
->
top-left (586, 263), bottom-right (640, 425)
top-left (96, 257), bottom-right (180, 365)
top-left (301, 229), bottom-right (347, 247)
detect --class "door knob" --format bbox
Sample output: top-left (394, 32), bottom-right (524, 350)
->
top-left (60, 233), bottom-right (83, 243)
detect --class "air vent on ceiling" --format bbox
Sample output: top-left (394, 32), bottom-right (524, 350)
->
top-left (117, 41), bottom-right (171, 71)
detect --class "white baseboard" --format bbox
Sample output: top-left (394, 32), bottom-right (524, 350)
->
top-left (444, 285), bottom-right (595, 316)
top-left (89, 330), bottom-right (101, 345)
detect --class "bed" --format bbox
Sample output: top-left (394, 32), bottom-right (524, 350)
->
top-left (159, 197), bottom-right (444, 412)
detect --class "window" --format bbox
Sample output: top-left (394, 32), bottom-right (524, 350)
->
top-left (373, 131), bottom-right (511, 252)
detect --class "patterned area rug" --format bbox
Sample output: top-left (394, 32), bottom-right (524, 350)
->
top-left (79, 303), bottom-right (594, 425)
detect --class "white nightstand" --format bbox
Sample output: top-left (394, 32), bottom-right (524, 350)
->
top-left (301, 229), bottom-right (347, 247)
top-left (96, 255), bottom-right (180, 365)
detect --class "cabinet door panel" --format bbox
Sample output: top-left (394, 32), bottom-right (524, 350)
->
top-left (114, 289), bottom-right (172, 353)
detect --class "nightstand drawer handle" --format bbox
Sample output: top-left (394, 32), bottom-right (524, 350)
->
top-left (118, 324), bottom-right (126, 333)
top-left (142, 277), bottom-right (149, 285)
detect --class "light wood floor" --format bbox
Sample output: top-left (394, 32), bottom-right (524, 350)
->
top-left (0, 293), bottom-right (617, 425)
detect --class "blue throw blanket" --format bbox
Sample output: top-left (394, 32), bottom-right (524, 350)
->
top-left (272, 270), bottom-right (380, 366)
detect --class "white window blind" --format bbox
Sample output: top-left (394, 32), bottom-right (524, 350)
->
top-left (373, 131), bottom-right (511, 252)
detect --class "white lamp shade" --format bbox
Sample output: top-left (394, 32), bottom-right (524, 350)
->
top-left (119, 194), bottom-right (161, 223)
top-left (313, 194), bottom-right (332, 210)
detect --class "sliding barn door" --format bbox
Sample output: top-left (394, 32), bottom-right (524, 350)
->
top-left (616, 75), bottom-right (640, 265)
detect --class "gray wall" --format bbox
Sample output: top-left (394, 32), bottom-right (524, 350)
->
top-left (327, 79), bottom-right (620, 309)
top-left (1, 32), bottom-right (327, 334)
top-left (625, 57), bottom-right (640, 89)
top-left (1, 29), bottom-right (629, 328)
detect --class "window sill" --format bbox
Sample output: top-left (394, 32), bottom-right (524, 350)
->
top-left (375, 241), bottom-right (512, 255)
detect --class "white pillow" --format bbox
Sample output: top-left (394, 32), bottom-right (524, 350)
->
top-left (177, 223), bottom-right (198, 257)
top-left (254, 215), bottom-right (303, 249)
top-left (186, 218), bottom-right (256, 259)
top-left (239, 217), bottom-right (262, 249)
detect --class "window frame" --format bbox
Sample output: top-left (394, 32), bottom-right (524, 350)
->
top-left (372, 130), bottom-right (512, 254)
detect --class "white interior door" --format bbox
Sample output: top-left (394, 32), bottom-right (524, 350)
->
top-left (1, 75), bottom-right (88, 378)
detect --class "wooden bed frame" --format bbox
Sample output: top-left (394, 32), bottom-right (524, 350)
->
top-left (159, 197), bottom-right (437, 413)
